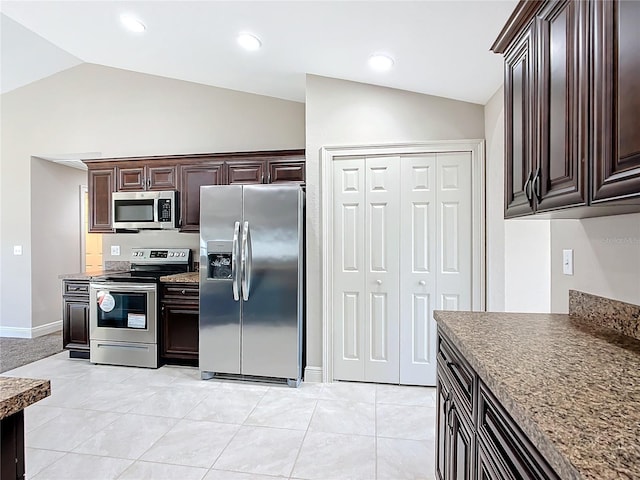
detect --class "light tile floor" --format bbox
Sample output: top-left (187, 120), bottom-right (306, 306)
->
top-left (3, 352), bottom-right (437, 479)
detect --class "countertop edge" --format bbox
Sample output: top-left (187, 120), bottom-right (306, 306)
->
top-left (0, 377), bottom-right (51, 419)
top-left (435, 312), bottom-right (582, 480)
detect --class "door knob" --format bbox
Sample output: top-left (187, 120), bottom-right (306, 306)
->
top-left (376, 280), bottom-right (382, 285)
top-left (419, 280), bottom-right (426, 286)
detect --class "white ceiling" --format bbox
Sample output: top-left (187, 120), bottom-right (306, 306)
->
top-left (0, 1), bottom-right (516, 105)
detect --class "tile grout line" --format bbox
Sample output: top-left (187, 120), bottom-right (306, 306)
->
top-left (287, 392), bottom-right (319, 480)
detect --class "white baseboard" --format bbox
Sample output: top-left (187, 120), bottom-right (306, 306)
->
top-left (0, 320), bottom-right (62, 339)
top-left (304, 366), bottom-right (323, 383)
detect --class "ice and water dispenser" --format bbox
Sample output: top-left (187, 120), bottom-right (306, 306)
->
top-left (206, 241), bottom-right (233, 280)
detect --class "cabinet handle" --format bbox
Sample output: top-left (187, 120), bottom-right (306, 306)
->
top-left (261, 173), bottom-right (265, 184)
top-left (447, 401), bottom-right (456, 433)
top-left (146, 178), bottom-right (151, 188)
top-left (181, 289), bottom-right (186, 295)
top-left (267, 172), bottom-right (271, 183)
top-left (524, 171), bottom-right (533, 203)
top-left (532, 167), bottom-right (542, 202)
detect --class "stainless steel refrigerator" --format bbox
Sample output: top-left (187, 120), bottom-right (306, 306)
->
top-left (199, 184), bottom-right (304, 386)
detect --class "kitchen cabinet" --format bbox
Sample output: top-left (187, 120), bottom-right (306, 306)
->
top-left (592, 0), bottom-right (640, 202)
top-left (436, 328), bottom-right (559, 480)
top-left (88, 167), bottom-right (115, 233)
top-left (178, 161), bottom-right (224, 232)
top-left (83, 149), bottom-right (305, 233)
top-left (267, 159), bottom-right (305, 184)
top-left (117, 164), bottom-right (177, 191)
top-left (493, 0), bottom-right (640, 219)
top-left (62, 280), bottom-right (90, 358)
top-left (160, 283), bottom-right (199, 364)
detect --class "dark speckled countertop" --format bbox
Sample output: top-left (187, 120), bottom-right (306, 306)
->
top-left (435, 293), bottom-right (640, 480)
top-left (159, 272), bottom-right (199, 283)
top-left (0, 377), bottom-right (51, 419)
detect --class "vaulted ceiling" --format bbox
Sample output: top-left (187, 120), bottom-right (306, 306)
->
top-left (1, 1), bottom-right (516, 104)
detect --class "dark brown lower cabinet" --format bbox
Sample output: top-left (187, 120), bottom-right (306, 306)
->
top-left (436, 367), bottom-right (473, 480)
top-left (62, 280), bottom-right (90, 358)
top-left (161, 283), bottom-right (199, 365)
top-left (436, 328), bottom-right (559, 480)
top-left (0, 410), bottom-right (25, 480)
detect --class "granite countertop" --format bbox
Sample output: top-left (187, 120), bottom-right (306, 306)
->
top-left (58, 270), bottom-right (109, 280)
top-left (0, 377), bottom-right (51, 419)
top-left (159, 272), bottom-right (199, 283)
top-left (435, 297), bottom-right (640, 480)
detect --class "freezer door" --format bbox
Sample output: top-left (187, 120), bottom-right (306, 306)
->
top-left (199, 185), bottom-right (243, 375)
top-left (241, 185), bottom-right (303, 379)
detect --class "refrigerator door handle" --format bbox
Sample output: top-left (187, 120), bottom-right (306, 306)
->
top-left (232, 221), bottom-right (241, 301)
top-left (241, 221), bottom-right (252, 301)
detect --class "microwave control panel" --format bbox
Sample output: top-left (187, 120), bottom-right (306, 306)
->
top-left (158, 199), bottom-right (173, 222)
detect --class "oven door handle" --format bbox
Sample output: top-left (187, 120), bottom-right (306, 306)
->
top-left (90, 283), bottom-right (157, 292)
top-left (232, 221), bottom-right (241, 301)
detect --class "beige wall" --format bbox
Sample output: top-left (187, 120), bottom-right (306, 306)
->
top-left (484, 87), bottom-right (506, 311)
top-left (30, 158), bottom-right (86, 332)
top-left (550, 215), bottom-right (640, 312)
top-left (305, 74), bottom-right (485, 378)
top-left (0, 63), bottom-right (304, 335)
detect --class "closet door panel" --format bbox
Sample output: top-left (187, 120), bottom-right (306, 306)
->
top-left (436, 152), bottom-right (472, 313)
top-left (364, 156), bottom-right (400, 384)
top-left (400, 155), bottom-right (438, 386)
top-left (333, 158), bottom-right (366, 381)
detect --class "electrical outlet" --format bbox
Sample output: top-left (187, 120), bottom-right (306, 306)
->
top-left (111, 245), bottom-right (121, 256)
top-left (13, 245), bottom-right (22, 256)
top-left (562, 249), bottom-right (573, 275)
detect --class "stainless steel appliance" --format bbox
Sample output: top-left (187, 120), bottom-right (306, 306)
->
top-left (90, 247), bottom-right (191, 368)
top-left (199, 184), bottom-right (304, 386)
top-left (112, 190), bottom-right (178, 230)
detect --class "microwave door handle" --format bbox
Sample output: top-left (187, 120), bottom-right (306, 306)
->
top-left (231, 221), bottom-right (241, 301)
top-left (241, 221), bottom-right (252, 301)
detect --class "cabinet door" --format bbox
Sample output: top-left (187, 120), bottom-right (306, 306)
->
top-left (88, 167), bottom-right (115, 232)
top-left (535, 0), bottom-right (588, 212)
top-left (228, 161), bottom-right (266, 184)
top-left (148, 165), bottom-right (177, 190)
top-left (477, 443), bottom-right (504, 480)
top-left (267, 159), bottom-right (305, 184)
top-left (592, 0), bottom-right (640, 202)
top-left (504, 24), bottom-right (536, 217)
top-left (161, 304), bottom-right (199, 360)
top-left (436, 371), bottom-right (451, 480)
top-left (179, 162), bottom-right (224, 232)
top-left (63, 299), bottom-right (89, 351)
top-left (118, 166), bottom-right (145, 191)
top-left (449, 403), bottom-right (473, 480)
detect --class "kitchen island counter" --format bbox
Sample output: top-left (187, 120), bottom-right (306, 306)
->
top-left (1, 376), bottom-right (51, 480)
top-left (435, 291), bottom-right (640, 480)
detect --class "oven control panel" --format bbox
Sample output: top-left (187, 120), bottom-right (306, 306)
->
top-left (131, 248), bottom-right (191, 264)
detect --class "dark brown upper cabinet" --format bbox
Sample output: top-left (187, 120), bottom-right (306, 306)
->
top-left (504, 21), bottom-right (537, 217)
top-left (117, 164), bottom-right (177, 191)
top-left (178, 161), bottom-right (224, 232)
top-left (88, 167), bottom-right (115, 233)
top-left (591, 0), bottom-right (640, 202)
top-left (493, 0), bottom-right (640, 219)
top-left (83, 149), bottom-right (305, 233)
top-left (227, 161), bottom-right (266, 184)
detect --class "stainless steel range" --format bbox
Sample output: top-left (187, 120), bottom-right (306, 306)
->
top-left (89, 248), bottom-right (191, 368)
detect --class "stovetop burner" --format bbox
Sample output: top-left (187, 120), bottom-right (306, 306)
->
top-left (96, 248), bottom-right (192, 283)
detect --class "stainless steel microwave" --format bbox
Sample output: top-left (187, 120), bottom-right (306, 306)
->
top-left (112, 190), bottom-right (178, 230)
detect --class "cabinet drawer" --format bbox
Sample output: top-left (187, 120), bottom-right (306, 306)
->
top-left (477, 381), bottom-right (559, 480)
top-left (437, 335), bottom-right (475, 415)
top-left (63, 280), bottom-right (90, 297)
top-left (161, 284), bottom-right (199, 304)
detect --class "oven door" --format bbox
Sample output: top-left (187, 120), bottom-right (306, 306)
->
top-left (89, 282), bottom-right (157, 345)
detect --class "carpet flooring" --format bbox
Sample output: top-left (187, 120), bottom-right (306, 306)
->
top-left (0, 331), bottom-right (63, 373)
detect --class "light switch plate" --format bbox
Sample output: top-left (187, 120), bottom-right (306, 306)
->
top-left (562, 249), bottom-right (573, 275)
top-left (111, 245), bottom-right (121, 256)
top-left (13, 245), bottom-right (22, 256)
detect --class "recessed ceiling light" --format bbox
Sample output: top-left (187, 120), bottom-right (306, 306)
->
top-left (369, 53), bottom-right (394, 71)
top-left (120, 14), bottom-right (146, 33)
top-left (237, 32), bottom-right (262, 51)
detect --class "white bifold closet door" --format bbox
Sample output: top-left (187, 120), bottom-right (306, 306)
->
top-left (333, 152), bottom-right (471, 386)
